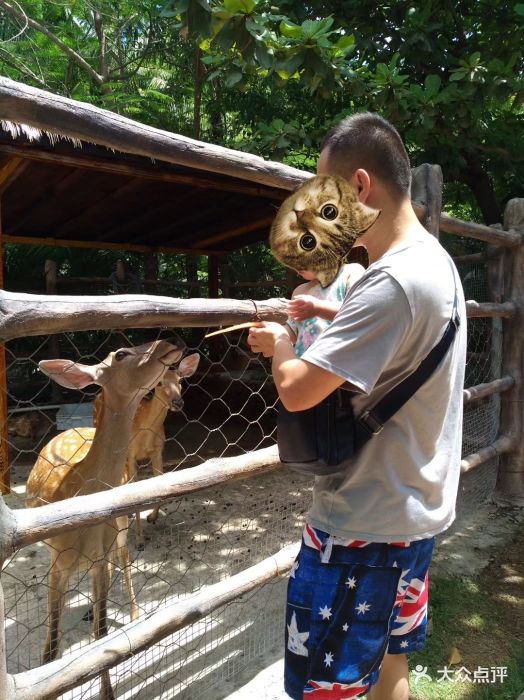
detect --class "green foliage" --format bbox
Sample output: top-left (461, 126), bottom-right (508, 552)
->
top-left (0, 0), bottom-right (523, 290)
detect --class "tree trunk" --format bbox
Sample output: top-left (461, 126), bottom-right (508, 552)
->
top-left (192, 47), bottom-right (204, 140)
top-left (460, 153), bottom-right (501, 225)
top-left (185, 255), bottom-right (200, 298)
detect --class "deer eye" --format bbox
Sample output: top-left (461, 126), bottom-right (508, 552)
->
top-left (321, 204), bottom-right (338, 220)
top-left (115, 350), bottom-right (131, 361)
top-left (299, 233), bottom-right (317, 251)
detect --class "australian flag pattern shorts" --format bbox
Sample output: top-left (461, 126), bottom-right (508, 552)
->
top-left (284, 525), bottom-right (435, 699)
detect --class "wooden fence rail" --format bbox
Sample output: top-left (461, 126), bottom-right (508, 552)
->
top-left (5, 542), bottom-right (299, 700)
top-left (0, 292), bottom-right (515, 343)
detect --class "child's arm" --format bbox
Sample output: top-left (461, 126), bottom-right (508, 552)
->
top-left (287, 295), bottom-right (341, 322)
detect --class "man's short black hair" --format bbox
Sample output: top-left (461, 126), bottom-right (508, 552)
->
top-left (321, 113), bottom-right (411, 197)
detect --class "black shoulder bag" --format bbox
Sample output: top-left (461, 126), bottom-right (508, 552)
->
top-left (277, 295), bottom-right (460, 476)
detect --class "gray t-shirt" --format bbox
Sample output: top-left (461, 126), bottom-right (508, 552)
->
top-left (302, 232), bottom-right (467, 542)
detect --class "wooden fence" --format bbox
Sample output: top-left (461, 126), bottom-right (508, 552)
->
top-left (0, 182), bottom-right (523, 698)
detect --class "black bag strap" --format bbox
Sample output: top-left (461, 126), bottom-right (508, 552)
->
top-left (357, 268), bottom-right (460, 442)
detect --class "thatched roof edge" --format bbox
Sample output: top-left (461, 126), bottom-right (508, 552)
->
top-left (0, 78), bottom-right (311, 191)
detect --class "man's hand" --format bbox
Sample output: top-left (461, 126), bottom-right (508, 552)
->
top-left (247, 322), bottom-right (291, 358)
top-left (287, 295), bottom-right (318, 322)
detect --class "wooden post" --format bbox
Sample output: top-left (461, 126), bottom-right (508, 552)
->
top-left (45, 260), bottom-right (61, 403)
top-left (116, 259), bottom-right (126, 285)
top-left (219, 254), bottom-right (231, 298)
top-left (0, 496), bottom-right (15, 697)
top-left (0, 202), bottom-right (9, 494)
top-left (208, 255), bottom-right (219, 299)
top-left (207, 255), bottom-right (220, 361)
top-left (498, 198), bottom-right (524, 501)
top-left (487, 243), bottom-right (505, 450)
top-left (144, 253), bottom-right (159, 294)
top-left (410, 164), bottom-right (443, 238)
top-left (186, 254), bottom-right (200, 298)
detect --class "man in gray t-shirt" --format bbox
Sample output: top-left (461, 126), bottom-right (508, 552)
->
top-left (248, 114), bottom-right (466, 700)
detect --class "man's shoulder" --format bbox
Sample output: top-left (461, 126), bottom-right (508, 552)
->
top-left (373, 237), bottom-right (454, 292)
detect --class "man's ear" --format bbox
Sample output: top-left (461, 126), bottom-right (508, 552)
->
top-left (354, 169), bottom-right (371, 202)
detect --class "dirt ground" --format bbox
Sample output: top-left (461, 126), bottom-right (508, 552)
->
top-left (2, 446), bottom-right (523, 700)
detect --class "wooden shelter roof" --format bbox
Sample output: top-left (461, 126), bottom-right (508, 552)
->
top-left (0, 78), bottom-right (311, 255)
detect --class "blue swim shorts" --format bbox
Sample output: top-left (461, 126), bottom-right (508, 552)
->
top-left (284, 525), bottom-right (435, 699)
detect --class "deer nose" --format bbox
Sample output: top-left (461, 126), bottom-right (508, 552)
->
top-left (170, 397), bottom-right (184, 411)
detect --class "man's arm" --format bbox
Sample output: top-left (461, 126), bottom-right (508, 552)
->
top-left (248, 324), bottom-right (345, 411)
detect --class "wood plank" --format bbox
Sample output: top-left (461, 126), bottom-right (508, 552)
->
top-left (411, 164), bottom-right (442, 238)
top-left (463, 376), bottom-right (515, 403)
top-left (461, 435), bottom-right (515, 474)
top-left (12, 445), bottom-right (281, 548)
top-left (55, 177), bottom-right (145, 237)
top-left (8, 169), bottom-right (85, 233)
top-left (466, 300), bottom-right (517, 318)
top-left (2, 233), bottom-right (221, 257)
top-left (0, 156), bottom-right (28, 195)
top-left (498, 198), bottom-right (524, 498)
top-left (0, 290), bottom-right (288, 342)
top-left (197, 215), bottom-right (275, 248)
top-left (439, 212), bottom-right (521, 247)
top-left (9, 541), bottom-right (298, 700)
top-left (0, 142), bottom-right (287, 200)
top-left (0, 202), bottom-right (9, 494)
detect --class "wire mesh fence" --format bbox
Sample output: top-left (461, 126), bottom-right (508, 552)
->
top-left (2, 320), bottom-right (309, 699)
top-left (0, 240), bottom-right (507, 699)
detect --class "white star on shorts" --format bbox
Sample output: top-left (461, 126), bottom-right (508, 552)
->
top-left (400, 640), bottom-right (409, 649)
top-left (355, 601), bottom-right (371, 615)
top-left (324, 652), bottom-right (334, 667)
top-left (319, 605), bottom-right (332, 620)
top-left (345, 576), bottom-right (357, 589)
top-left (342, 623), bottom-right (349, 632)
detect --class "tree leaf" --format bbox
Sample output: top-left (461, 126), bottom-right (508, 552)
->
top-left (224, 67), bottom-right (243, 86)
top-left (223, 0), bottom-right (256, 14)
top-left (425, 73), bottom-right (441, 96)
top-left (280, 19), bottom-right (302, 39)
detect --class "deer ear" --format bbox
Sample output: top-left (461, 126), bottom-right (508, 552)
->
top-left (38, 359), bottom-right (102, 390)
top-left (177, 353), bottom-right (200, 379)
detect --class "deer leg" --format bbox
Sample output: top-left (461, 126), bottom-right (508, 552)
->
top-left (146, 452), bottom-right (164, 524)
top-left (126, 456), bottom-right (144, 546)
top-left (43, 565), bottom-right (68, 664)
top-left (92, 560), bottom-right (115, 700)
top-left (116, 516), bottom-right (139, 621)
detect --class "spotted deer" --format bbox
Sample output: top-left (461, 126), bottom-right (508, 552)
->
top-left (26, 339), bottom-right (185, 700)
top-left (93, 352), bottom-right (200, 542)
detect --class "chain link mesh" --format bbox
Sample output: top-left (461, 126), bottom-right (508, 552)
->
top-left (1, 244), bottom-right (505, 698)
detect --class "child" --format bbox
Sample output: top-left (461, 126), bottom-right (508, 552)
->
top-left (285, 261), bottom-right (365, 357)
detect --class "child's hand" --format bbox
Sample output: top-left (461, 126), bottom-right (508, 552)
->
top-left (287, 295), bottom-right (319, 322)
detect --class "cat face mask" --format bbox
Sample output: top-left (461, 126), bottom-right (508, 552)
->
top-left (269, 174), bottom-right (380, 287)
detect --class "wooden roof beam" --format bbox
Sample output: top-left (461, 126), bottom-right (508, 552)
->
top-left (9, 169), bottom-right (85, 233)
top-left (0, 142), bottom-right (286, 200)
top-left (2, 233), bottom-right (222, 256)
top-left (98, 186), bottom-right (203, 242)
top-left (196, 216), bottom-right (275, 248)
top-left (56, 178), bottom-right (146, 237)
top-left (0, 156), bottom-right (28, 195)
